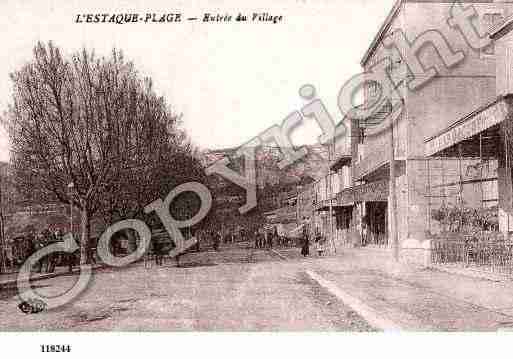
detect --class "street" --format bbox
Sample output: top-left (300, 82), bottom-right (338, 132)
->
top-left (0, 244), bottom-right (372, 331)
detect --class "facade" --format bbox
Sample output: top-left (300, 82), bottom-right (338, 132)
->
top-left (355, 0), bottom-right (513, 265)
top-left (263, 190), bottom-right (299, 237)
top-left (298, 0), bottom-right (513, 266)
top-left (309, 125), bottom-right (355, 248)
top-left (425, 20), bottom-right (513, 233)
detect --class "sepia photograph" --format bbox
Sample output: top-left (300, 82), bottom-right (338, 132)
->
top-left (2, 0), bottom-right (513, 356)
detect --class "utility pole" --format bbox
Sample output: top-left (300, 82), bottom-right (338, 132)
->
top-left (389, 115), bottom-right (399, 262)
top-left (328, 139), bottom-right (336, 254)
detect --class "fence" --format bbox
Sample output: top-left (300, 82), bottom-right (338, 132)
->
top-left (432, 236), bottom-right (513, 275)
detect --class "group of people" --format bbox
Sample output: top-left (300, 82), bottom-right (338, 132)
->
top-left (254, 227), bottom-right (278, 249)
top-left (1, 228), bottom-right (79, 274)
top-left (201, 227), bottom-right (248, 251)
top-left (145, 222), bottom-right (328, 261)
top-left (300, 223), bottom-right (328, 257)
top-left (31, 229), bottom-right (62, 273)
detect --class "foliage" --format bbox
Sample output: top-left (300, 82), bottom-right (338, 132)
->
top-left (3, 41), bottom-right (205, 262)
top-left (430, 205), bottom-right (499, 233)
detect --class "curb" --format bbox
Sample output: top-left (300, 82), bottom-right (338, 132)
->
top-left (429, 265), bottom-right (507, 283)
top-left (0, 264), bottom-right (106, 290)
top-left (305, 270), bottom-right (403, 331)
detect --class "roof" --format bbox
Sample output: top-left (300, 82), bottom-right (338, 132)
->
top-left (490, 13), bottom-right (513, 40)
top-left (361, 0), bottom-right (403, 67)
top-left (423, 96), bottom-right (504, 144)
top-left (361, 0), bottom-right (500, 67)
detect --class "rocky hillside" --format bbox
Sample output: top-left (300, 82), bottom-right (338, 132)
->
top-left (202, 145), bottom-right (330, 189)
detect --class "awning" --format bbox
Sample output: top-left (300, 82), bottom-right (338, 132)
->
top-left (314, 199), bottom-right (337, 212)
top-left (425, 97), bottom-right (509, 157)
top-left (330, 154), bottom-right (352, 172)
top-left (265, 206), bottom-right (296, 224)
top-left (352, 149), bottom-right (389, 181)
top-left (338, 179), bottom-right (389, 203)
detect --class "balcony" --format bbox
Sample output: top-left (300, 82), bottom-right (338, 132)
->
top-left (330, 153), bottom-right (352, 172)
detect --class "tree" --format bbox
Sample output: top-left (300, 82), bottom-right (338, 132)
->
top-left (100, 134), bottom-right (209, 251)
top-left (4, 41), bottom-right (186, 264)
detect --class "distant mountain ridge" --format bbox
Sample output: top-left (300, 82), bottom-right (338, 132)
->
top-left (202, 145), bottom-right (330, 189)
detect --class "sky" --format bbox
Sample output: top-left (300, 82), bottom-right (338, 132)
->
top-left (0, 0), bottom-right (396, 162)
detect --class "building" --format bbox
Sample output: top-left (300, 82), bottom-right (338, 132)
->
top-left (300, 0), bottom-right (513, 266)
top-left (310, 136), bottom-right (354, 248)
top-left (425, 19), bottom-right (513, 234)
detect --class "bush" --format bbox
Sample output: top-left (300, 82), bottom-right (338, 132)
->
top-left (431, 205), bottom-right (499, 233)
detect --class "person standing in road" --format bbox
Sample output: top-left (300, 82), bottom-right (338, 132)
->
top-left (254, 229), bottom-right (259, 249)
top-left (255, 229), bottom-right (260, 248)
top-left (301, 225), bottom-right (310, 257)
top-left (213, 230), bottom-right (221, 251)
top-left (273, 227), bottom-right (279, 248)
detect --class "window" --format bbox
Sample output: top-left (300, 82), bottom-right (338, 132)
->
top-left (481, 12), bottom-right (504, 56)
top-left (386, 56), bottom-right (402, 72)
top-left (358, 128), bottom-right (365, 144)
top-left (365, 81), bottom-right (379, 103)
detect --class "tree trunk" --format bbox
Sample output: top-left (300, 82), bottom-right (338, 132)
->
top-left (79, 204), bottom-right (90, 265)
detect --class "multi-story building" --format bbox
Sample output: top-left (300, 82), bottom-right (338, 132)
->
top-left (302, 0), bottom-right (513, 266)
top-left (309, 129), bottom-right (355, 247)
top-left (425, 18), bottom-right (513, 235)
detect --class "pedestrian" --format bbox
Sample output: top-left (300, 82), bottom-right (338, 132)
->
top-left (300, 225), bottom-right (310, 257)
top-left (88, 237), bottom-right (98, 265)
top-left (254, 229), bottom-right (259, 249)
top-left (208, 230), bottom-right (213, 249)
top-left (213, 231), bottom-right (220, 251)
top-left (153, 233), bottom-right (172, 266)
top-left (32, 233), bottom-right (46, 273)
top-left (315, 231), bottom-right (325, 257)
top-left (4, 242), bottom-right (13, 272)
top-left (273, 227), bottom-right (279, 248)
top-left (154, 241), bottom-right (163, 266)
top-left (152, 237), bottom-right (164, 266)
top-left (221, 227), bottom-right (227, 244)
top-left (361, 220), bottom-right (368, 247)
